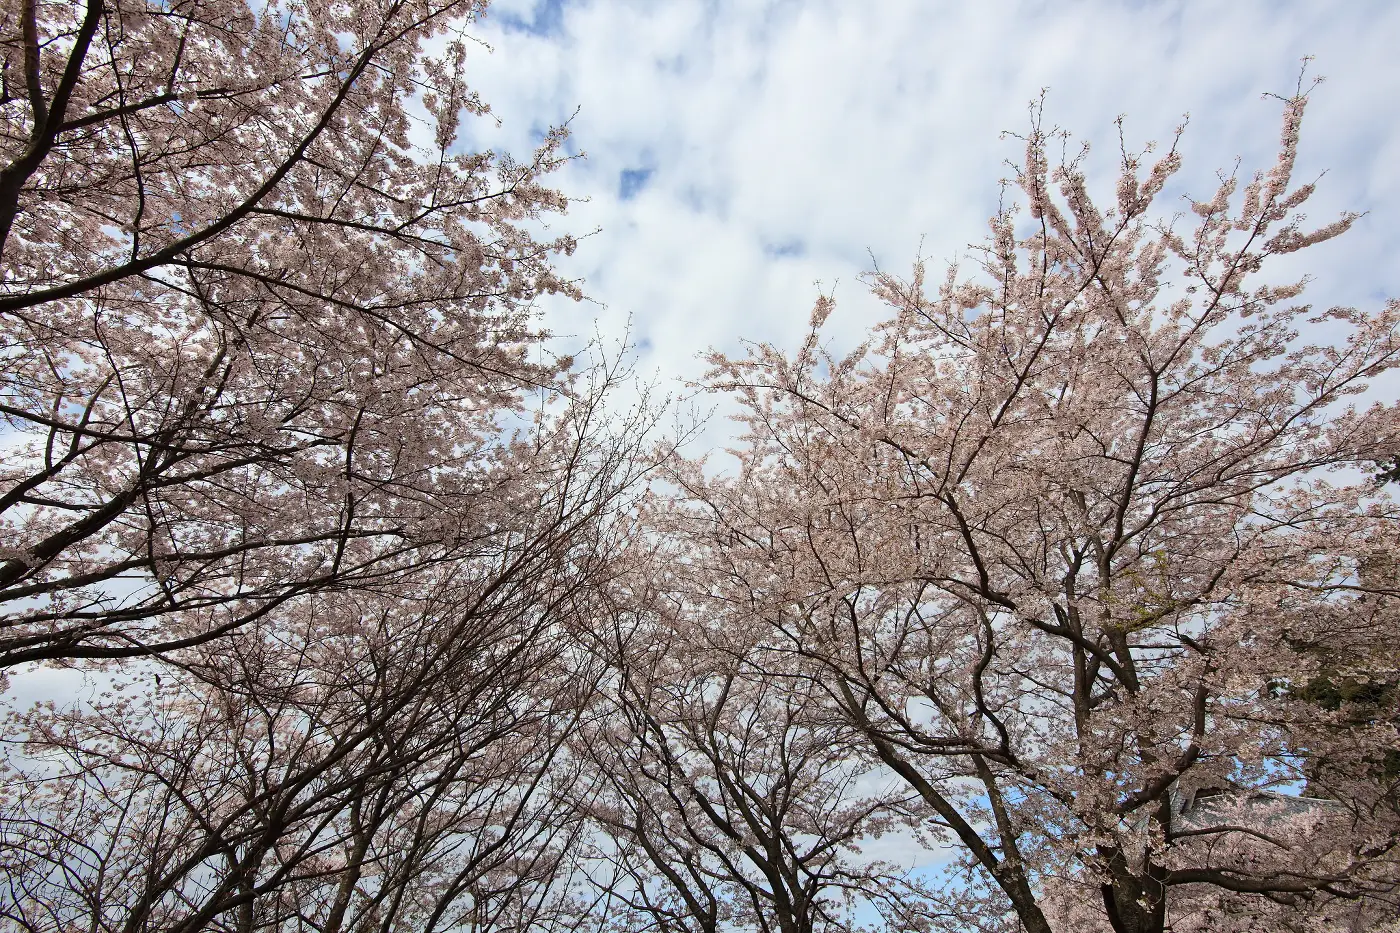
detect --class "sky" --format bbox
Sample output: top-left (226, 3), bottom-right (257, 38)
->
top-left (451, 0), bottom-right (1400, 445)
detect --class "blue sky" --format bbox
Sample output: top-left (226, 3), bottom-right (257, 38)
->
top-left (455, 0), bottom-right (1400, 440)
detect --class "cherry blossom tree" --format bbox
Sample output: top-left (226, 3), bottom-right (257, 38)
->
top-left (0, 1), bottom-right (684, 929)
top-left (670, 83), bottom-right (1400, 933)
top-left (0, 0), bottom-right (582, 668)
top-left (1, 366), bottom-right (669, 933)
top-left (573, 578), bottom-right (930, 933)
top-left (6, 6), bottom-right (1400, 931)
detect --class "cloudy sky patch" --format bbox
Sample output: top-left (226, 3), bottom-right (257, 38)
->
top-left (457, 0), bottom-right (1400, 438)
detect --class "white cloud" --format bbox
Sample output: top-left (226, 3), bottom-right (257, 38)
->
top-left (459, 0), bottom-right (1400, 445)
